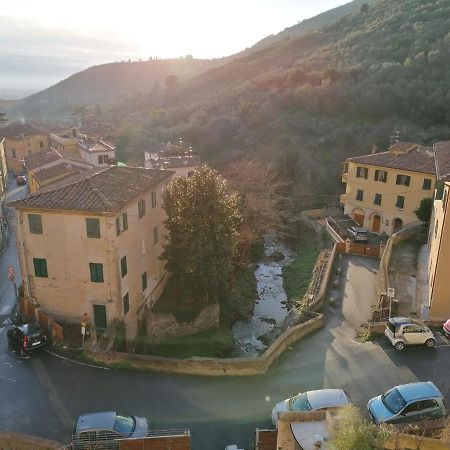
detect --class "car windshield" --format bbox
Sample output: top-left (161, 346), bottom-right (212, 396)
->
top-left (289, 393), bottom-right (312, 411)
top-left (381, 389), bottom-right (407, 414)
top-left (113, 414), bottom-right (135, 436)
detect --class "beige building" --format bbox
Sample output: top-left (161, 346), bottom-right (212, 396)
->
top-left (145, 141), bottom-right (200, 178)
top-left (426, 141), bottom-right (450, 320)
top-left (0, 137), bottom-right (7, 196)
top-left (9, 166), bottom-right (174, 338)
top-left (341, 142), bottom-right (436, 235)
top-left (0, 124), bottom-right (49, 173)
top-left (49, 128), bottom-right (80, 155)
top-left (78, 137), bottom-right (116, 166)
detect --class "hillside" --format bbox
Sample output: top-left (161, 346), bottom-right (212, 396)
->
top-left (111, 0), bottom-right (450, 203)
top-left (15, 57), bottom-right (223, 122)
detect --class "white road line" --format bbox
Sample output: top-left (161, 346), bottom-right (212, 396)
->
top-left (0, 374), bottom-right (16, 383)
top-left (45, 349), bottom-right (110, 370)
top-left (383, 344), bottom-right (450, 353)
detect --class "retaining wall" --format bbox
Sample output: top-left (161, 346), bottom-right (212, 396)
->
top-left (86, 313), bottom-right (324, 376)
top-left (0, 432), bottom-right (63, 450)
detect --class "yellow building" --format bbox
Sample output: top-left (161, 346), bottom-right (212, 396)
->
top-left (0, 137), bottom-right (7, 196)
top-left (49, 128), bottom-right (80, 155)
top-left (341, 142), bottom-right (436, 235)
top-left (426, 141), bottom-right (450, 320)
top-left (0, 124), bottom-right (49, 173)
top-left (9, 166), bottom-right (174, 338)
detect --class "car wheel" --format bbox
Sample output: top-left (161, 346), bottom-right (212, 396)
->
top-left (425, 338), bottom-right (435, 348)
top-left (394, 341), bottom-right (405, 351)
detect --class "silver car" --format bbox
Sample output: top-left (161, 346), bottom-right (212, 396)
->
top-left (72, 411), bottom-right (149, 449)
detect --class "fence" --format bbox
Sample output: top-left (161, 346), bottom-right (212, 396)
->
top-left (255, 429), bottom-right (277, 450)
top-left (19, 296), bottom-right (64, 342)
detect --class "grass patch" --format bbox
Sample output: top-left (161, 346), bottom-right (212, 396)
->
top-left (131, 328), bottom-right (234, 359)
top-left (283, 236), bottom-right (321, 302)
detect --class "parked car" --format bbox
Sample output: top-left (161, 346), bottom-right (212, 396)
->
top-left (16, 174), bottom-right (27, 185)
top-left (385, 317), bottom-right (435, 350)
top-left (72, 411), bottom-right (149, 449)
top-left (443, 318), bottom-right (450, 338)
top-left (367, 381), bottom-right (447, 425)
top-left (271, 389), bottom-right (350, 426)
top-left (347, 226), bottom-right (369, 243)
top-left (7, 322), bottom-right (47, 356)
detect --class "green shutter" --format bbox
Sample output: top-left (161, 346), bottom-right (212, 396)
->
top-left (86, 218), bottom-right (100, 238)
top-left (142, 272), bottom-right (147, 291)
top-left (33, 258), bottom-right (48, 277)
top-left (121, 256), bottom-right (127, 277)
top-left (28, 214), bottom-right (43, 234)
top-left (123, 293), bottom-right (129, 315)
top-left (122, 213), bottom-right (128, 231)
top-left (89, 263), bottom-right (104, 282)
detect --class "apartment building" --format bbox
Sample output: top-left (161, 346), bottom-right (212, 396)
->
top-left (0, 138), bottom-right (7, 195)
top-left (341, 142), bottom-right (436, 235)
top-left (49, 128), bottom-right (80, 155)
top-left (9, 166), bottom-right (174, 338)
top-left (0, 124), bottom-right (49, 173)
top-left (78, 137), bottom-right (116, 166)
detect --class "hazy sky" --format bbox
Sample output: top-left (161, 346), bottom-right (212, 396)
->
top-left (0, 0), bottom-right (350, 96)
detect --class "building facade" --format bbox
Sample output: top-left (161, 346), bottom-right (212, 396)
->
top-left (0, 138), bottom-right (7, 196)
top-left (341, 142), bottom-right (436, 235)
top-left (9, 166), bottom-right (174, 339)
top-left (78, 138), bottom-right (116, 166)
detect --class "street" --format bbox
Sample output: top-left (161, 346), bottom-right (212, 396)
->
top-left (0, 182), bottom-right (449, 449)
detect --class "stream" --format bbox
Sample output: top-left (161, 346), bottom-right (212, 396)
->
top-left (231, 234), bottom-right (295, 357)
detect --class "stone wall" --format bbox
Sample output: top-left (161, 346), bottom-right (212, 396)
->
top-left (0, 432), bottom-right (63, 450)
top-left (86, 313), bottom-right (324, 376)
top-left (146, 303), bottom-right (220, 339)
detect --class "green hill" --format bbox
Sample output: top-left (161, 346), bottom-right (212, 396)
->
top-left (112, 0), bottom-right (450, 201)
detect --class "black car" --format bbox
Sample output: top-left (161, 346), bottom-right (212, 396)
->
top-left (347, 226), bottom-right (369, 243)
top-left (7, 322), bottom-right (48, 355)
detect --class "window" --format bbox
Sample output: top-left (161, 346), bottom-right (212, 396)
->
top-left (419, 399), bottom-right (438, 410)
top-left (435, 181), bottom-right (444, 200)
top-left (151, 191), bottom-right (157, 208)
top-left (396, 174), bottom-right (410, 186)
top-left (374, 194), bottom-right (382, 205)
top-left (142, 272), bottom-right (147, 291)
top-left (33, 258), bottom-right (48, 278)
top-left (121, 256), bottom-right (127, 277)
top-left (28, 214), bottom-right (43, 234)
top-left (116, 213), bottom-right (128, 236)
top-left (11, 149), bottom-right (16, 158)
top-left (402, 402), bottom-right (420, 415)
top-left (153, 226), bottom-right (158, 244)
top-left (123, 293), bottom-right (129, 315)
top-left (138, 199), bottom-right (146, 219)
top-left (86, 218), bottom-right (100, 238)
top-left (422, 178), bottom-right (432, 190)
top-left (89, 263), bottom-right (104, 282)
top-left (435, 219), bottom-right (439, 238)
top-left (39, 141), bottom-right (44, 148)
top-left (374, 170), bottom-right (387, 182)
top-left (356, 167), bottom-right (368, 179)
top-left (98, 154), bottom-right (108, 164)
top-left (396, 196), bottom-right (405, 208)
top-left (356, 189), bottom-right (364, 201)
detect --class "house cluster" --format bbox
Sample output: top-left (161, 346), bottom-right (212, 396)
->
top-left (340, 140), bottom-right (450, 320)
top-left (2, 129), bottom-right (201, 339)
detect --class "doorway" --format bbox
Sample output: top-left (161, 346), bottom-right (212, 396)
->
top-left (372, 215), bottom-right (381, 233)
top-left (393, 218), bottom-right (403, 233)
top-left (93, 305), bottom-right (107, 329)
top-left (353, 213), bottom-right (365, 227)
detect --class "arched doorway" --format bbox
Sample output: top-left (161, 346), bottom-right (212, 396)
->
top-left (372, 214), bottom-right (381, 233)
top-left (393, 218), bottom-right (403, 233)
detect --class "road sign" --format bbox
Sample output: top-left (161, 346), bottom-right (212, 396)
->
top-left (8, 266), bottom-right (15, 282)
top-left (387, 287), bottom-right (395, 298)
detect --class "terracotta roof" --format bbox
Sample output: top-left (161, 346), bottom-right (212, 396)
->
top-left (24, 147), bottom-right (85, 171)
top-left (0, 123), bottom-right (46, 138)
top-left (9, 166), bottom-right (174, 212)
top-left (32, 162), bottom-right (88, 184)
top-left (346, 142), bottom-right (436, 174)
top-left (434, 141), bottom-right (450, 181)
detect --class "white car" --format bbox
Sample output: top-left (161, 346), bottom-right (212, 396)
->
top-left (271, 389), bottom-right (350, 426)
top-left (385, 317), bottom-right (435, 351)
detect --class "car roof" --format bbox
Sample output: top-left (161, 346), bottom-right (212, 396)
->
top-left (389, 317), bottom-right (414, 325)
top-left (396, 382), bottom-right (442, 402)
top-left (350, 227), bottom-right (367, 232)
top-left (76, 411), bottom-right (117, 432)
top-left (18, 322), bottom-right (43, 335)
top-left (306, 389), bottom-right (349, 409)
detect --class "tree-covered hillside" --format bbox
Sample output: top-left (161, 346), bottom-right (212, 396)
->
top-left (113, 0), bottom-right (450, 204)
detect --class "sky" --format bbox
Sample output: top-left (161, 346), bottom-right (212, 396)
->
top-left (0, 0), bottom-right (350, 97)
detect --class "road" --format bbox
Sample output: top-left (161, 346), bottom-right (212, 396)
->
top-left (0, 182), bottom-right (449, 449)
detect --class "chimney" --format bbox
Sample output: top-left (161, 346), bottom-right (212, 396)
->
top-left (371, 144), bottom-right (377, 154)
top-left (72, 128), bottom-right (77, 138)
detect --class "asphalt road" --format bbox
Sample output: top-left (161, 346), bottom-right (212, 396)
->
top-left (0, 182), bottom-right (449, 449)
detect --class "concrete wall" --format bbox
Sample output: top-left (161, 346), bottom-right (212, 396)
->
top-left (384, 433), bottom-right (450, 450)
top-left (86, 313), bottom-right (324, 376)
top-left (4, 133), bottom-right (49, 173)
top-left (342, 161), bottom-right (434, 235)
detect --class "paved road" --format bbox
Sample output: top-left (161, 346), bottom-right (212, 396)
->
top-left (0, 185), bottom-right (449, 449)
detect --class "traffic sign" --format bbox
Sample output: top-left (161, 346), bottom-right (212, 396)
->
top-left (387, 287), bottom-right (395, 298)
top-left (8, 266), bottom-right (15, 282)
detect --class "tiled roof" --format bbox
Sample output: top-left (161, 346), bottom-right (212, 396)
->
top-left (434, 141), bottom-right (450, 181)
top-left (346, 142), bottom-right (436, 174)
top-left (0, 123), bottom-right (46, 138)
top-left (32, 162), bottom-right (87, 184)
top-left (9, 166), bottom-right (174, 212)
top-left (24, 148), bottom-right (85, 171)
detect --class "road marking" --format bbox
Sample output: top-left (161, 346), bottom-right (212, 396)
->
top-left (31, 358), bottom-right (74, 432)
top-left (383, 343), bottom-right (450, 353)
top-left (45, 349), bottom-right (110, 370)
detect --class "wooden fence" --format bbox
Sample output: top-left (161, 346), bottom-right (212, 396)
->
top-left (255, 429), bottom-right (277, 450)
top-left (118, 434), bottom-right (191, 450)
top-left (335, 241), bottom-right (381, 257)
